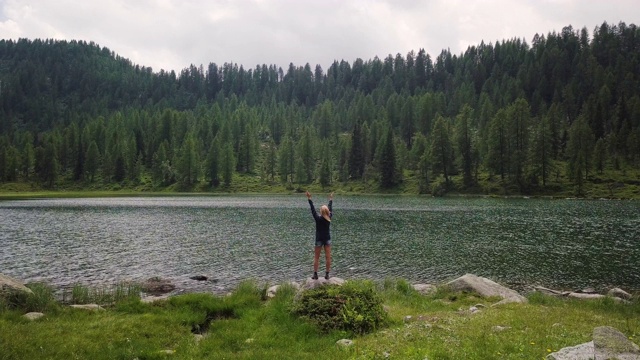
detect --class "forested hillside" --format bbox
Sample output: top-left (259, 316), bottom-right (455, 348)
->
top-left (0, 21), bottom-right (639, 196)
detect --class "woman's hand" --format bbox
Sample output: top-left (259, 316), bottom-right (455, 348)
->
top-left (306, 191), bottom-right (311, 199)
top-left (329, 192), bottom-right (334, 200)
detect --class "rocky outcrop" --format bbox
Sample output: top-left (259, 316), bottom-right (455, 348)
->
top-left (0, 273), bottom-right (33, 296)
top-left (535, 285), bottom-right (633, 302)
top-left (412, 283), bottom-right (437, 295)
top-left (336, 339), bottom-right (354, 347)
top-left (141, 277), bottom-right (175, 295)
top-left (23, 312), bottom-right (45, 320)
top-left (70, 304), bottom-right (105, 311)
top-left (141, 294), bottom-right (171, 303)
top-left (608, 287), bottom-right (632, 300)
top-left (547, 326), bottom-right (640, 360)
top-left (189, 275), bottom-right (208, 281)
top-left (445, 274), bottom-right (527, 304)
top-left (301, 277), bottom-right (345, 290)
top-left (546, 342), bottom-right (595, 360)
top-left (266, 281), bottom-right (300, 298)
top-left (593, 326), bottom-right (640, 360)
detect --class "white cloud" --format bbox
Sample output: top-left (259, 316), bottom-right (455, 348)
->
top-left (0, 0), bottom-right (637, 73)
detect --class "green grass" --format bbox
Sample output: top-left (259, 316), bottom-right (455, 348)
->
top-left (1, 279), bottom-right (638, 359)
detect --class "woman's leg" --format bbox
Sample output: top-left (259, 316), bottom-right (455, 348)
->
top-left (313, 246), bottom-right (322, 272)
top-left (324, 245), bottom-right (331, 273)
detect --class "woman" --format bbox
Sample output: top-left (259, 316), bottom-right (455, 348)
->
top-left (306, 191), bottom-right (333, 280)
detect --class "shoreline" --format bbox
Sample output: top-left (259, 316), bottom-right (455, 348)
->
top-left (2, 190), bottom-right (640, 201)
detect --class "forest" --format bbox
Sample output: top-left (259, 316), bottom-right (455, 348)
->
top-left (0, 21), bottom-right (639, 196)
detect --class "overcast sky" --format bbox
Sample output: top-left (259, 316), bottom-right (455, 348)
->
top-left (0, 0), bottom-right (637, 73)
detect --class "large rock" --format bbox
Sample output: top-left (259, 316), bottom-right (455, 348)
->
top-left (445, 274), bottom-right (527, 304)
top-left (547, 327), bottom-right (640, 360)
top-left (302, 277), bottom-right (345, 290)
top-left (593, 326), bottom-right (640, 360)
top-left (141, 277), bottom-right (175, 295)
top-left (608, 287), bottom-right (632, 300)
top-left (266, 281), bottom-right (300, 298)
top-left (546, 341), bottom-right (594, 360)
top-left (23, 312), bottom-right (45, 321)
top-left (413, 283), bottom-right (437, 295)
top-left (0, 273), bottom-right (33, 295)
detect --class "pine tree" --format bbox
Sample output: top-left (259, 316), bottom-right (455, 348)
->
top-left (567, 114), bottom-right (595, 193)
top-left (348, 121), bottom-right (364, 179)
top-left (85, 140), bottom-right (100, 182)
top-left (379, 128), bottom-right (396, 188)
top-left (278, 135), bottom-right (295, 184)
top-left (486, 109), bottom-right (509, 181)
top-left (318, 141), bottom-right (332, 188)
top-left (455, 105), bottom-right (474, 187)
top-left (206, 136), bottom-right (221, 187)
top-left (221, 141), bottom-right (235, 186)
top-left (528, 114), bottom-right (554, 186)
top-left (429, 115), bottom-right (453, 184)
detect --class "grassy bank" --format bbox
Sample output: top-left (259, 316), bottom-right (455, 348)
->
top-left (1, 165), bottom-right (639, 200)
top-left (1, 280), bottom-right (638, 359)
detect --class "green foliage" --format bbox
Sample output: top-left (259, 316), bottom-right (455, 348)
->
top-left (292, 280), bottom-right (388, 334)
top-left (0, 283), bottom-right (59, 313)
top-left (63, 282), bottom-right (141, 305)
top-left (1, 279), bottom-right (639, 359)
top-left (1, 23), bottom-right (640, 198)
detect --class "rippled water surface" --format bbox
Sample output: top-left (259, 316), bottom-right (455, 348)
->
top-left (1, 196), bottom-right (639, 293)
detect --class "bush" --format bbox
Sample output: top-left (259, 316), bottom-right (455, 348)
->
top-left (0, 283), bottom-right (59, 313)
top-left (292, 280), bottom-right (388, 334)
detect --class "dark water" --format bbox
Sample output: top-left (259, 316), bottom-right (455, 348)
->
top-left (1, 196), bottom-right (639, 294)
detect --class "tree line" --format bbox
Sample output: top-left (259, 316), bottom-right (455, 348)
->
top-left (0, 21), bottom-right (639, 194)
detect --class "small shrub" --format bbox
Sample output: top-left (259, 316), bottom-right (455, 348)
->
top-left (0, 283), bottom-right (59, 312)
top-left (64, 282), bottom-right (141, 305)
top-left (292, 280), bottom-right (388, 334)
top-left (395, 279), bottom-right (414, 295)
top-left (24, 283), bottom-right (59, 312)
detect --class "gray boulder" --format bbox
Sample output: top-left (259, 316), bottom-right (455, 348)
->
top-left (0, 273), bottom-right (33, 295)
top-left (546, 341), bottom-right (594, 360)
top-left (141, 277), bottom-right (175, 295)
top-left (266, 281), bottom-right (301, 298)
top-left (23, 312), bottom-right (45, 320)
top-left (302, 277), bottom-right (345, 290)
top-left (608, 287), bottom-right (632, 300)
top-left (593, 326), bottom-right (640, 360)
top-left (445, 274), bottom-right (527, 304)
top-left (546, 326), bottom-right (640, 360)
top-left (336, 339), bottom-right (354, 347)
top-left (413, 283), bottom-right (437, 295)
top-left (141, 294), bottom-right (171, 303)
top-left (70, 304), bottom-right (105, 311)
top-left (567, 292), bottom-right (627, 303)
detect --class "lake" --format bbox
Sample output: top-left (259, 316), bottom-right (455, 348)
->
top-left (1, 195), bottom-right (639, 294)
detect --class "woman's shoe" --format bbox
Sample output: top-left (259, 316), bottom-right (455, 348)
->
top-left (312, 272), bottom-right (318, 280)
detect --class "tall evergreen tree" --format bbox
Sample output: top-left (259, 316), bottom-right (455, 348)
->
top-left (278, 135), bottom-right (295, 184)
top-left (455, 105), bottom-right (474, 187)
top-left (567, 113), bottom-right (595, 192)
top-left (429, 115), bottom-right (453, 184)
top-left (528, 114), bottom-right (554, 186)
top-left (379, 128), bottom-right (397, 188)
top-left (348, 121), bottom-right (364, 179)
top-left (85, 140), bottom-right (100, 182)
top-left (221, 141), bottom-right (235, 186)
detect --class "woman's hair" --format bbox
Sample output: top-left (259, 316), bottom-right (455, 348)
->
top-left (320, 205), bottom-right (331, 222)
